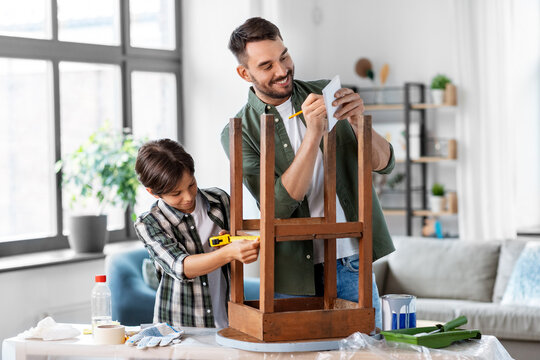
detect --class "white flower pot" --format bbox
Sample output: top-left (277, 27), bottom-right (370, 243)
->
top-left (431, 89), bottom-right (444, 105)
top-left (429, 196), bottom-right (446, 213)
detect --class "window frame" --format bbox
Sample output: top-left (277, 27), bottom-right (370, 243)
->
top-left (0, 0), bottom-right (183, 257)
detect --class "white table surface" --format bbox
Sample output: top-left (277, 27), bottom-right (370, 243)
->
top-left (2, 324), bottom-right (513, 360)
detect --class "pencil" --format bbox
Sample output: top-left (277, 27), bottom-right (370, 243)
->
top-left (288, 110), bottom-right (303, 119)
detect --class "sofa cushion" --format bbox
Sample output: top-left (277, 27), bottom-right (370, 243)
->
top-left (373, 257), bottom-right (388, 293)
top-left (413, 298), bottom-right (457, 323)
top-left (142, 258), bottom-right (159, 290)
top-left (385, 237), bottom-right (500, 302)
top-left (501, 242), bottom-right (540, 307)
top-left (492, 239), bottom-right (527, 302)
top-left (416, 298), bottom-right (540, 341)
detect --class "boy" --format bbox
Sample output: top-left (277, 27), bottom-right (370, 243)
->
top-left (134, 139), bottom-right (259, 328)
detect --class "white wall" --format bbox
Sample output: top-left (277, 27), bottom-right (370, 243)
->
top-left (0, 260), bottom-right (103, 345)
top-left (316, 0), bottom-right (456, 86)
top-left (181, 0), bottom-right (250, 192)
top-left (182, 0), bottom-right (459, 236)
top-left (0, 241), bottom-right (143, 345)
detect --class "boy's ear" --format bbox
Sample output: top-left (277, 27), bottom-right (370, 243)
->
top-left (145, 188), bottom-right (160, 199)
top-left (236, 65), bottom-right (252, 83)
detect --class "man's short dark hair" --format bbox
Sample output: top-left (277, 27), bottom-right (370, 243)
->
top-left (228, 17), bottom-right (282, 64)
top-left (135, 139), bottom-right (195, 196)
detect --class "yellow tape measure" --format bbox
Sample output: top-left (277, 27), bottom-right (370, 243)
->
top-left (209, 234), bottom-right (259, 247)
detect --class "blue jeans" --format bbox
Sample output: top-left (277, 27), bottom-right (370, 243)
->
top-left (337, 254), bottom-right (382, 331)
top-left (276, 254), bottom-right (382, 331)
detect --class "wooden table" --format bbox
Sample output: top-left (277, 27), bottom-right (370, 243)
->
top-left (2, 324), bottom-right (513, 360)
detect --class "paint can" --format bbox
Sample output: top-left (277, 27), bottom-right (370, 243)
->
top-left (381, 294), bottom-right (416, 330)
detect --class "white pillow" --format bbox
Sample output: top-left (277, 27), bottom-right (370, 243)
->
top-left (501, 242), bottom-right (540, 307)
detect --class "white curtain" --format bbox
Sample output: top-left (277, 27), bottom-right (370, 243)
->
top-left (512, 0), bottom-right (540, 232)
top-left (453, 0), bottom-right (540, 241)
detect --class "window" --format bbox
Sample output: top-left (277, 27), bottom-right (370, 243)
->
top-left (131, 71), bottom-right (177, 140)
top-left (0, 59), bottom-right (55, 241)
top-left (59, 62), bottom-right (124, 231)
top-left (131, 70), bottom-right (178, 215)
top-left (57, 0), bottom-right (120, 45)
top-left (0, 0), bottom-right (181, 256)
top-left (129, 0), bottom-right (175, 50)
top-left (0, 1), bottom-right (51, 39)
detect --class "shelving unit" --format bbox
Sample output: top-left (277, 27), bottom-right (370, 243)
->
top-left (362, 83), bottom-right (458, 236)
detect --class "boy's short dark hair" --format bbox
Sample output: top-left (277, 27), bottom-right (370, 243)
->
top-left (135, 139), bottom-right (195, 196)
top-left (228, 17), bottom-right (282, 64)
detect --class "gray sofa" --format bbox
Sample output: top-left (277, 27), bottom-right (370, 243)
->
top-left (374, 236), bottom-right (540, 360)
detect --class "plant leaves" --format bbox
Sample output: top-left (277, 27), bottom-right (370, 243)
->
top-left (58, 123), bottom-right (146, 213)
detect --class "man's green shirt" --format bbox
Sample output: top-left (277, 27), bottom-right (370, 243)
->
top-left (221, 79), bottom-right (395, 295)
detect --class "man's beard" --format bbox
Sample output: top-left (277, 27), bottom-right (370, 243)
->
top-left (251, 68), bottom-right (295, 101)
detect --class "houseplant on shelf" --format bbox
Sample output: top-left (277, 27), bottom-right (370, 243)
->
top-left (430, 74), bottom-right (451, 105)
top-left (429, 183), bottom-right (446, 214)
top-left (55, 123), bottom-right (144, 253)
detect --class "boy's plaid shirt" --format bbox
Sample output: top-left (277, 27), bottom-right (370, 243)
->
top-left (134, 187), bottom-right (230, 327)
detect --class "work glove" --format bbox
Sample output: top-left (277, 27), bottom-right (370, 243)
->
top-left (126, 323), bottom-right (184, 349)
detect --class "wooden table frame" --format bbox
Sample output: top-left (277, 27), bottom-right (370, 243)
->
top-left (225, 114), bottom-right (374, 342)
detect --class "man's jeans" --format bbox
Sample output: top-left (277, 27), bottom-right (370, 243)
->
top-left (276, 254), bottom-right (382, 331)
top-left (337, 254), bottom-right (382, 330)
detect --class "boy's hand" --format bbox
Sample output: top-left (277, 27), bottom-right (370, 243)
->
top-left (227, 239), bottom-right (260, 264)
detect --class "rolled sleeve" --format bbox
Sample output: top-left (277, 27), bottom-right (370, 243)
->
top-left (376, 143), bottom-right (395, 175)
top-left (134, 219), bottom-right (193, 282)
top-left (222, 124), bottom-right (303, 219)
top-left (274, 176), bottom-right (303, 218)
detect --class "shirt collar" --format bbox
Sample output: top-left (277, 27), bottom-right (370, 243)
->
top-left (157, 189), bottom-right (213, 226)
top-left (199, 188), bottom-right (222, 208)
top-left (247, 86), bottom-right (268, 114)
top-left (246, 83), bottom-right (301, 113)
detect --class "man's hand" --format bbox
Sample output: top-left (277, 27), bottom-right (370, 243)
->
top-left (281, 93), bottom-right (328, 201)
top-left (332, 88), bottom-right (391, 171)
top-left (301, 93), bottom-right (327, 135)
top-left (332, 88), bottom-right (365, 133)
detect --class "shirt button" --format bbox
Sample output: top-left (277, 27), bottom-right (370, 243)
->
top-left (202, 282), bottom-right (207, 286)
top-left (275, 118), bottom-right (279, 123)
top-left (207, 309), bottom-right (212, 314)
top-left (266, 105), bottom-right (271, 110)
top-left (306, 254), bottom-right (311, 260)
top-left (190, 226), bottom-right (194, 230)
top-left (284, 144), bottom-right (288, 148)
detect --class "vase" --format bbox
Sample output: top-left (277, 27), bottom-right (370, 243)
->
top-left (429, 196), bottom-right (446, 213)
top-left (67, 215), bottom-right (108, 253)
top-left (431, 89), bottom-right (444, 105)
top-left (447, 192), bottom-right (458, 213)
top-left (444, 83), bottom-right (457, 105)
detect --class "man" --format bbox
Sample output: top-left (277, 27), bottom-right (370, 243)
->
top-left (220, 17), bottom-right (394, 329)
top-left (134, 139), bottom-right (259, 328)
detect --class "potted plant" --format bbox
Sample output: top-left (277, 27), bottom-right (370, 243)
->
top-left (429, 183), bottom-right (446, 213)
top-left (430, 74), bottom-right (451, 105)
top-left (55, 123), bottom-right (144, 253)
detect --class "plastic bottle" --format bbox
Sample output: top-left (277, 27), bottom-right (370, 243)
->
top-left (91, 274), bottom-right (112, 333)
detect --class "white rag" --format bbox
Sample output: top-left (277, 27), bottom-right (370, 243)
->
top-left (19, 316), bottom-right (81, 341)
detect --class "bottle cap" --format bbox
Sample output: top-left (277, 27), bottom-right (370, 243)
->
top-left (95, 275), bottom-right (106, 282)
